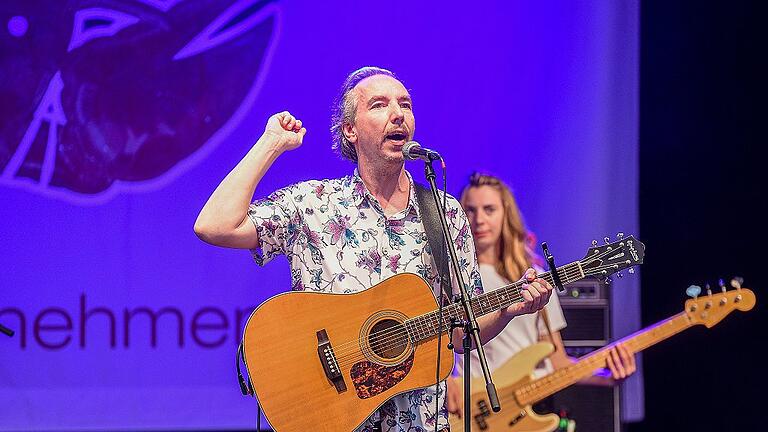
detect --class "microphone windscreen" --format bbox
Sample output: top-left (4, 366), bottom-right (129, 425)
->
top-left (402, 141), bottom-right (420, 160)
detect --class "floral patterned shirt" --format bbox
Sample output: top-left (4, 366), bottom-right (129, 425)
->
top-left (248, 169), bottom-right (482, 432)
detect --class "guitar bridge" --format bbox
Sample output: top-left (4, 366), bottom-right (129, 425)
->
top-left (317, 329), bottom-right (346, 393)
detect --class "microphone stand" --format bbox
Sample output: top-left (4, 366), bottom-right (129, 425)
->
top-left (422, 158), bottom-right (500, 432)
top-left (0, 323), bottom-right (14, 337)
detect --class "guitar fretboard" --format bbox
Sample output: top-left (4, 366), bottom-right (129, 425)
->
top-left (514, 312), bottom-right (693, 405)
top-left (403, 262), bottom-right (585, 343)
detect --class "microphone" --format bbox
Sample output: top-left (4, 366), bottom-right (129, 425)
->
top-left (402, 141), bottom-right (442, 162)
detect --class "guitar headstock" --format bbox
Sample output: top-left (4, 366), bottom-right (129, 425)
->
top-left (685, 278), bottom-right (756, 328)
top-left (579, 234), bottom-right (645, 281)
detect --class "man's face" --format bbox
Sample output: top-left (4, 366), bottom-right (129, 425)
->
top-left (345, 75), bottom-right (415, 164)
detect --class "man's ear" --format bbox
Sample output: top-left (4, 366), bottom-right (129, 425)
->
top-left (342, 122), bottom-right (357, 144)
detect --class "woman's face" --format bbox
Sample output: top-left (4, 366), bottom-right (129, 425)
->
top-left (462, 185), bottom-right (504, 255)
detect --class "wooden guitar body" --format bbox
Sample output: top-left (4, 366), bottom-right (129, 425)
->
top-left (242, 273), bottom-right (454, 431)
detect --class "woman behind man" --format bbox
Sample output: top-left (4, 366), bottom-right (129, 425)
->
top-left (447, 172), bottom-right (636, 418)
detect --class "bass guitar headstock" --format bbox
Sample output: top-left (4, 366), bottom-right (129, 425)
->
top-left (684, 277), bottom-right (756, 327)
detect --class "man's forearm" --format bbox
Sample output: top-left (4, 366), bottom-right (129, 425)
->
top-left (194, 133), bottom-right (282, 246)
top-left (452, 310), bottom-right (511, 354)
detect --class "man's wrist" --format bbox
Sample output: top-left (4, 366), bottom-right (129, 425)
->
top-left (254, 132), bottom-right (288, 157)
top-left (500, 306), bottom-right (519, 322)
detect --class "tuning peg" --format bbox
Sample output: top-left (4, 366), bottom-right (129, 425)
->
top-left (718, 279), bottom-right (727, 292)
top-left (628, 268), bottom-right (635, 274)
top-left (592, 239), bottom-right (598, 247)
top-left (617, 232), bottom-right (624, 240)
top-left (703, 283), bottom-right (714, 309)
top-left (686, 285), bottom-right (701, 299)
top-left (603, 236), bottom-right (610, 244)
top-left (730, 277), bottom-right (744, 289)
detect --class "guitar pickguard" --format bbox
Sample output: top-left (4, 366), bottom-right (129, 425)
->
top-left (350, 353), bottom-right (415, 399)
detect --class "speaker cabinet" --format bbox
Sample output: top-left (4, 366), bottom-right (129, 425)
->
top-left (549, 384), bottom-right (621, 432)
top-left (553, 277), bottom-right (621, 432)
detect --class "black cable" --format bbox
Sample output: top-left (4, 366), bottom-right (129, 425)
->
top-left (236, 342), bottom-right (250, 396)
top-left (236, 342), bottom-right (261, 430)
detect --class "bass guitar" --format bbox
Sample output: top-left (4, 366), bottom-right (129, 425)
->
top-left (448, 279), bottom-right (756, 432)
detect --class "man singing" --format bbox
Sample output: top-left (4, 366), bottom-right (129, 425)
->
top-left (194, 66), bottom-right (553, 431)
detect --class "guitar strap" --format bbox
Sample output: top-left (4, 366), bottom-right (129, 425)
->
top-left (538, 308), bottom-right (559, 353)
top-left (414, 183), bottom-right (453, 306)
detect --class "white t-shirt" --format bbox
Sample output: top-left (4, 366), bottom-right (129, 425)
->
top-left (455, 263), bottom-right (567, 379)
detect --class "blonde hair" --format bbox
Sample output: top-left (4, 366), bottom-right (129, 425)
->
top-left (459, 172), bottom-right (542, 282)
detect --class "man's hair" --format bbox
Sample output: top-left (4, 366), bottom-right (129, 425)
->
top-left (459, 172), bottom-right (543, 281)
top-left (330, 66), bottom-right (398, 162)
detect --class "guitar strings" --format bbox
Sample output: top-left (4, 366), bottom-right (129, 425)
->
top-left (329, 257), bottom-right (602, 359)
top-left (330, 264), bottom-right (606, 367)
top-left (330, 250), bottom-right (624, 366)
top-left (329, 247), bottom-right (627, 366)
top-left (332, 262), bottom-right (626, 369)
top-left (329, 268), bottom-right (541, 359)
top-left (330, 252), bottom-right (624, 366)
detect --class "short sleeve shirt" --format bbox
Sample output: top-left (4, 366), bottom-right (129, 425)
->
top-left (247, 169), bottom-right (482, 432)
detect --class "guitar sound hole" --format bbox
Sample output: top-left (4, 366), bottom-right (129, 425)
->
top-left (369, 319), bottom-right (407, 359)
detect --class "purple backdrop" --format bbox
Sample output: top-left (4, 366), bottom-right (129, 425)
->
top-left (0, 1), bottom-right (640, 430)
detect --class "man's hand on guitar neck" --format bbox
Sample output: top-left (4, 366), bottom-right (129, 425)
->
top-left (505, 268), bottom-right (554, 318)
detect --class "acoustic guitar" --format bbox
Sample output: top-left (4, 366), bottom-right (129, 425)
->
top-left (242, 236), bottom-right (645, 431)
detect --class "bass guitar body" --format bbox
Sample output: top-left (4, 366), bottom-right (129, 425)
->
top-left (449, 343), bottom-right (560, 432)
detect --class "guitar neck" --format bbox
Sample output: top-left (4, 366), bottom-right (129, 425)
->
top-left (514, 311), bottom-right (694, 405)
top-left (404, 261), bottom-right (585, 343)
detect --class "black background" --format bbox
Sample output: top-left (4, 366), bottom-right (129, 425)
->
top-left (628, 1), bottom-right (765, 431)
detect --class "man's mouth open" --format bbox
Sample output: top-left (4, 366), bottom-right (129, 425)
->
top-left (385, 131), bottom-right (408, 144)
